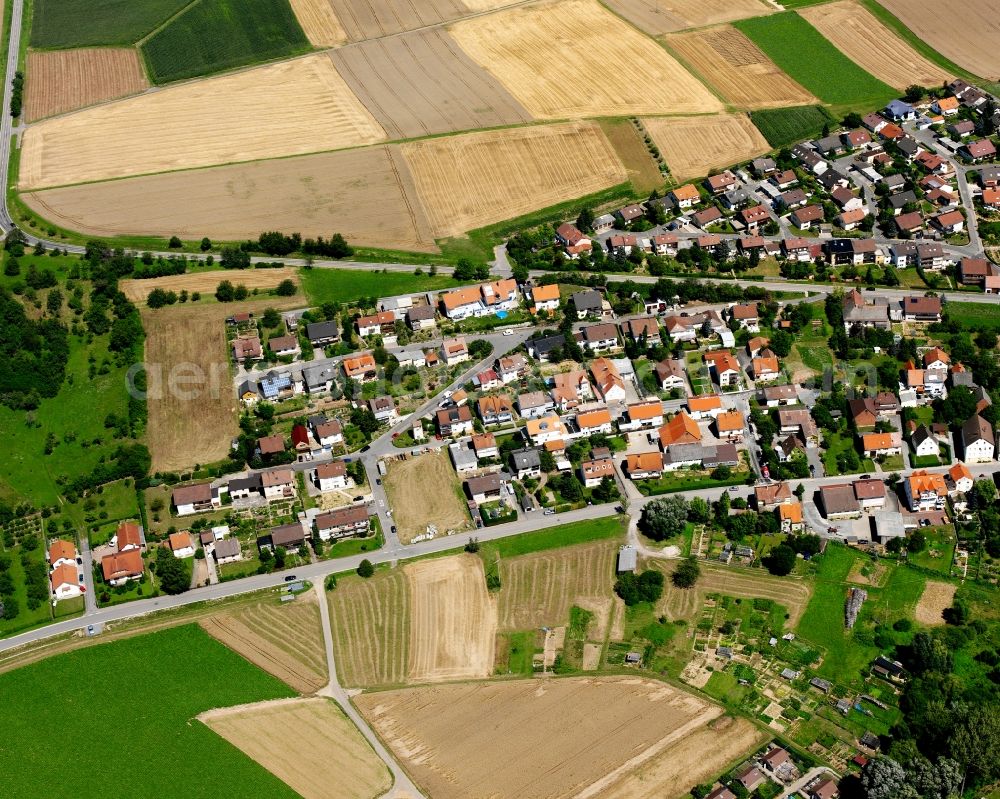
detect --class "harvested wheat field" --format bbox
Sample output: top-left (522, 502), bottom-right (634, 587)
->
top-left (357, 676), bottom-right (723, 799)
top-left (200, 595), bottom-right (328, 694)
top-left (877, 0), bottom-right (1000, 79)
top-left (202, 698), bottom-right (391, 799)
top-left (652, 560), bottom-right (812, 628)
top-left (329, 28), bottom-right (532, 139)
top-left (381, 450), bottom-right (471, 542)
top-left (799, 1), bottom-right (951, 89)
top-left (328, 569), bottom-right (410, 687)
top-left (405, 555), bottom-right (497, 681)
top-left (20, 54), bottom-right (385, 190)
top-left (449, 0), bottom-right (722, 119)
top-left (666, 26), bottom-right (816, 109)
top-left (597, 714), bottom-right (768, 799)
top-left (643, 113), bottom-right (770, 182)
top-left (403, 122), bottom-right (627, 237)
top-left (289, 0), bottom-right (347, 46)
top-left (24, 145), bottom-right (438, 252)
top-left (603, 0), bottom-right (772, 36)
top-left (25, 49), bottom-right (149, 122)
top-left (121, 268), bottom-right (298, 303)
top-left (498, 540), bottom-right (616, 633)
top-left (915, 580), bottom-right (957, 626)
top-left (329, 0), bottom-right (512, 41)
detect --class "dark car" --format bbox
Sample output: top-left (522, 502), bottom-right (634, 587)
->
top-left (391, 525), bottom-right (397, 535)
top-left (376, 478), bottom-right (382, 486)
top-left (283, 575), bottom-right (297, 582)
top-left (360, 445), bottom-right (370, 453)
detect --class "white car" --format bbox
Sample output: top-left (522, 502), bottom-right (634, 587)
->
top-left (502, 329), bottom-right (514, 336)
top-left (443, 389), bottom-right (454, 398)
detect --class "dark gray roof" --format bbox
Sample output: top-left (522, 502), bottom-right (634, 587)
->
top-left (571, 289), bottom-right (603, 312)
top-left (511, 448), bottom-right (541, 470)
top-left (889, 190), bottom-right (917, 209)
top-left (306, 320), bottom-right (340, 341)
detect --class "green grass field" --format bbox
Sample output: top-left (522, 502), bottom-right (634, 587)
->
top-left (490, 515), bottom-right (624, 558)
top-left (945, 302), bottom-right (1000, 334)
top-left (0, 625), bottom-right (299, 798)
top-left (735, 13), bottom-right (897, 109)
top-left (31, 0), bottom-right (191, 47)
top-left (141, 0), bottom-right (311, 83)
top-left (750, 106), bottom-right (834, 149)
top-left (301, 267), bottom-right (457, 306)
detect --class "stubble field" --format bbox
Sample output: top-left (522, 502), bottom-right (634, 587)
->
top-left (202, 698), bottom-right (391, 799)
top-left (328, 0), bottom-right (512, 42)
top-left (120, 268), bottom-right (299, 303)
top-left (914, 580), bottom-right (956, 626)
top-left (876, 0), bottom-right (1000, 79)
top-left (289, 0), bottom-right (347, 45)
top-left (25, 49), bottom-right (149, 122)
top-left (642, 113), bottom-right (770, 182)
top-left (23, 145), bottom-right (438, 251)
top-left (449, 0), bottom-right (722, 119)
top-left (798, 1), bottom-right (951, 90)
top-left (666, 26), bottom-right (817, 110)
top-left (402, 121), bottom-right (628, 237)
top-left (381, 450), bottom-right (471, 541)
top-left (602, 0), bottom-right (772, 36)
top-left (405, 555), bottom-right (497, 681)
top-left (20, 54), bottom-right (386, 190)
top-left (200, 594), bottom-right (328, 694)
top-left (356, 676), bottom-right (725, 799)
top-left (329, 28), bottom-right (532, 139)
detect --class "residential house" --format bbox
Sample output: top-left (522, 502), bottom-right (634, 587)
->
top-left (268, 334), bottom-right (299, 358)
top-left (791, 204), bottom-right (824, 229)
top-left (101, 550), bottom-right (144, 587)
top-left (580, 458), bottom-right (615, 488)
top-left (758, 384), bottom-right (798, 407)
top-left (755, 481), bottom-right (791, 510)
top-left (577, 408), bottom-right (614, 436)
top-left (911, 425), bottom-right (939, 459)
top-left (213, 538), bottom-right (242, 564)
top-left (704, 350), bottom-right (741, 387)
top-left (592, 213), bottom-right (615, 233)
top-left (714, 410), bottom-right (745, 442)
top-left (315, 461), bottom-right (349, 492)
top-left (355, 311), bottom-right (395, 337)
top-left (470, 432), bottom-right (498, 460)
top-left (625, 451), bottom-right (663, 480)
top-left (315, 506), bottom-right (369, 540)
top-left (740, 204), bottom-right (771, 230)
top-left (949, 462), bottom-right (974, 494)
top-left (551, 370), bottom-right (592, 410)
top-left (441, 337), bottom-right (470, 365)
top-left (606, 233), bottom-right (638, 254)
top-left (590, 357), bottom-right (627, 403)
top-left (688, 394), bottom-right (724, 419)
top-left (578, 323), bottom-right (620, 352)
top-left (526, 334), bottom-right (566, 361)
top-left (465, 473), bottom-right (504, 503)
top-left (257, 433), bottom-right (285, 457)
top-left (704, 787), bottom-right (736, 799)
top-left (518, 390), bottom-right (555, 419)
top-left (820, 484), bottom-right (861, 519)
top-left (259, 523), bottom-right (305, 551)
top-left (623, 317), bottom-right (661, 346)
top-left (861, 431), bottom-right (902, 458)
top-left (902, 296), bottom-right (942, 323)
top-left (886, 99), bottom-right (916, 121)
top-left (670, 183), bottom-right (700, 209)
top-left (621, 400), bottom-right (664, 431)
top-left (931, 210), bottom-right (964, 234)
top-left (792, 144), bottom-right (828, 174)
top-left (305, 321), bottom-right (340, 347)
top-left (655, 359), bottom-right (687, 392)
top-left (261, 469), bottom-right (295, 501)
top-left (810, 777), bottom-right (839, 799)
top-left (838, 208), bottom-right (867, 230)
top-left (343, 353), bottom-right (378, 382)
top-left (227, 474), bottom-right (262, 501)
top-left (842, 289), bottom-right (890, 330)
top-left (301, 364), bottom-right (334, 395)
top-left (50, 562), bottom-right (83, 600)
top-left (705, 171), bottom-right (737, 194)
top-left (782, 237), bottom-right (812, 261)
top-left (750, 356), bottom-right (781, 383)
top-left (232, 336), bottom-right (262, 363)
top-left (291, 424), bottom-right (310, 452)
top-left (854, 478), bottom-right (886, 510)
top-left (657, 411), bottom-right (701, 449)
top-left (778, 407), bottom-right (819, 442)
top-left (651, 233), bottom-right (679, 256)
top-left (525, 414), bottom-right (567, 445)
top-left (169, 531), bottom-right (196, 559)
top-left (695, 234), bottom-right (723, 253)
top-left (439, 279), bottom-right (519, 320)
top-left (555, 223), bottom-right (592, 257)
top-left (692, 206), bottom-right (722, 228)
top-left (511, 448), bottom-right (542, 479)
top-left (729, 302), bottom-right (759, 332)
top-left (826, 238), bottom-right (878, 266)
top-left (172, 483), bottom-right (221, 516)
top-left (530, 283), bottom-right (562, 313)
top-left (496, 353), bottom-right (529, 384)
top-left (904, 470), bottom-right (947, 511)
top-left (478, 395), bottom-right (514, 426)
top-left (778, 501), bottom-right (804, 533)
top-left (48, 539), bottom-right (78, 569)
top-left (962, 415), bottom-right (995, 463)
top-left (437, 405), bottom-right (474, 436)
top-left (311, 417), bottom-right (344, 449)
top-left (570, 289), bottom-right (604, 318)
top-left (406, 304), bottom-right (437, 331)
top-left (962, 138), bottom-right (996, 162)
top-left (894, 211), bottom-right (924, 235)
top-left (958, 258), bottom-right (994, 285)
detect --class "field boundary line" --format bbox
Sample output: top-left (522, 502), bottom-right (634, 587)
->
top-left (135, 0), bottom-right (202, 47)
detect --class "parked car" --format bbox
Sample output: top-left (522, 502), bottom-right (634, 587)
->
top-left (284, 575), bottom-right (297, 582)
top-left (503, 329), bottom-right (514, 336)
top-left (391, 525), bottom-right (397, 535)
top-left (543, 508), bottom-right (556, 516)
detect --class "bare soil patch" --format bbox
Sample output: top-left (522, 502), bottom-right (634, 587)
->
top-left (328, 569), bottom-right (410, 687)
top-left (24, 145), bottom-right (438, 252)
top-left (643, 113), bottom-right (770, 182)
top-left (381, 450), bottom-right (471, 542)
top-left (666, 26), bottom-right (816, 109)
top-left (877, 0), bottom-right (1000, 79)
top-left (799, 1), bottom-right (951, 90)
top-left (121, 268), bottom-right (298, 303)
top-left (25, 48), bottom-right (149, 122)
top-left (449, 0), bottom-right (721, 119)
top-left (405, 554), bottom-right (497, 681)
top-left (328, 0), bottom-right (513, 42)
top-left (402, 121), bottom-right (627, 237)
top-left (289, 0), bottom-right (347, 46)
top-left (329, 28), bottom-right (532, 140)
top-left (202, 698), bottom-right (391, 799)
top-left (915, 580), bottom-right (956, 626)
top-left (603, 0), bottom-right (772, 36)
top-left (20, 54), bottom-right (385, 190)
top-left (200, 595), bottom-right (327, 694)
top-left (356, 676), bottom-right (723, 799)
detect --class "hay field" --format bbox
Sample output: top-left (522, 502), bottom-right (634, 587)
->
top-left (25, 49), bottom-right (149, 122)
top-left (914, 580), bottom-right (956, 626)
top-left (402, 122), bottom-right (627, 237)
top-left (799, 1), bottom-right (951, 89)
top-left (23, 145), bottom-right (439, 252)
top-left (666, 26), bottom-right (816, 110)
top-left (642, 113), bottom-right (770, 182)
top-left (20, 54), bottom-right (385, 190)
top-left (120, 268), bottom-right (298, 303)
top-left (653, 560), bottom-right (812, 629)
top-left (598, 715), bottom-right (767, 799)
top-left (328, 569), bottom-right (410, 687)
top-left (329, 28), bottom-right (532, 139)
top-left (200, 596), bottom-right (328, 694)
top-left (202, 698), bottom-right (391, 799)
top-left (498, 540), bottom-right (616, 632)
top-left (602, 0), bottom-right (772, 36)
top-left (381, 450), bottom-right (471, 542)
top-left (357, 676), bottom-right (722, 799)
top-left (288, 0), bottom-right (347, 46)
top-left (449, 0), bottom-right (722, 119)
top-left (405, 555), bottom-right (497, 681)
top-left (329, 0), bottom-right (512, 41)
top-left (877, 0), bottom-right (1000, 79)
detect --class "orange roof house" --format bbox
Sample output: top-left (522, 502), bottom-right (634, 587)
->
top-left (715, 410), bottom-right (745, 433)
top-left (778, 502), bottom-right (803, 524)
top-left (626, 451), bottom-right (664, 477)
top-left (627, 400), bottom-right (664, 421)
top-left (671, 184), bottom-right (700, 203)
top-left (50, 562), bottom-right (82, 591)
top-left (577, 408), bottom-right (613, 430)
top-left (101, 549), bottom-right (144, 582)
top-left (531, 283), bottom-right (561, 307)
top-left (688, 394), bottom-right (723, 416)
top-left (49, 539), bottom-right (77, 565)
top-left (343, 353), bottom-right (377, 378)
top-left (658, 412), bottom-right (702, 448)
top-left (116, 521), bottom-right (143, 551)
top-left (861, 432), bottom-right (898, 452)
top-left (949, 462), bottom-right (973, 491)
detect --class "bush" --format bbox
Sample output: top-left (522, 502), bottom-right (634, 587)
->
top-left (763, 544), bottom-right (796, 576)
top-left (615, 569), bottom-right (665, 605)
top-left (672, 557), bottom-right (700, 588)
top-left (357, 559), bottom-right (374, 578)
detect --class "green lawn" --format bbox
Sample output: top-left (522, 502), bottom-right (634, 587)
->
top-left (497, 630), bottom-right (536, 676)
top-left (31, 0), bottom-right (191, 47)
top-left (908, 526), bottom-right (957, 576)
top-left (490, 515), bottom-right (624, 558)
top-left (141, 0), bottom-right (311, 83)
top-left (750, 106), bottom-right (834, 149)
top-left (822, 430), bottom-right (874, 476)
top-left (0, 625), bottom-right (299, 797)
top-left (945, 302), bottom-right (1000, 334)
top-left (703, 669), bottom-right (750, 705)
top-left (735, 13), bottom-right (897, 109)
top-left (0, 542), bottom-right (56, 638)
top-left (300, 268), bottom-right (457, 306)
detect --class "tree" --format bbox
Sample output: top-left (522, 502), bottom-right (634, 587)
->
top-left (576, 207), bottom-right (595, 233)
top-left (261, 307), bottom-right (281, 329)
top-left (592, 476), bottom-right (619, 503)
top-left (687, 496), bottom-right (710, 523)
top-left (215, 280), bottom-right (235, 302)
top-left (46, 288), bottom-right (63, 316)
top-left (275, 279), bottom-right (296, 296)
top-left (357, 559), bottom-right (375, 578)
top-left (200, 237), bottom-right (212, 252)
top-left (328, 233), bottom-right (353, 259)
top-left (350, 407), bottom-right (379, 435)
top-left (155, 547), bottom-right (189, 595)
top-left (639, 495), bottom-right (689, 541)
top-left (220, 246), bottom-right (251, 269)
top-left (908, 529), bottom-right (927, 553)
top-left (904, 85), bottom-right (924, 103)
top-left (672, 557), bottom-right (700, 588)
top-left (763, 544), bottom-right (797, 576)
top-left (861, 757), bottom-right (918, 799)
top-left (615, 569), bottom-right (665, 605)
top-left (948, 703), bottom-right (1000, 782)
top-left (3, 257), bottom-right (18, 276)
top-left (168, 235), bottom-right (182, 249)
top-left (907, 632), bottom-right (953, 675)
top-left (464, 537), bottom-right (480, 553)
top-left (907, 756), bottom-right (963, 799)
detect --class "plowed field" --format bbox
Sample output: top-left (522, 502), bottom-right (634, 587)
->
top-left (25, 48), bottom-right (149, 122)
